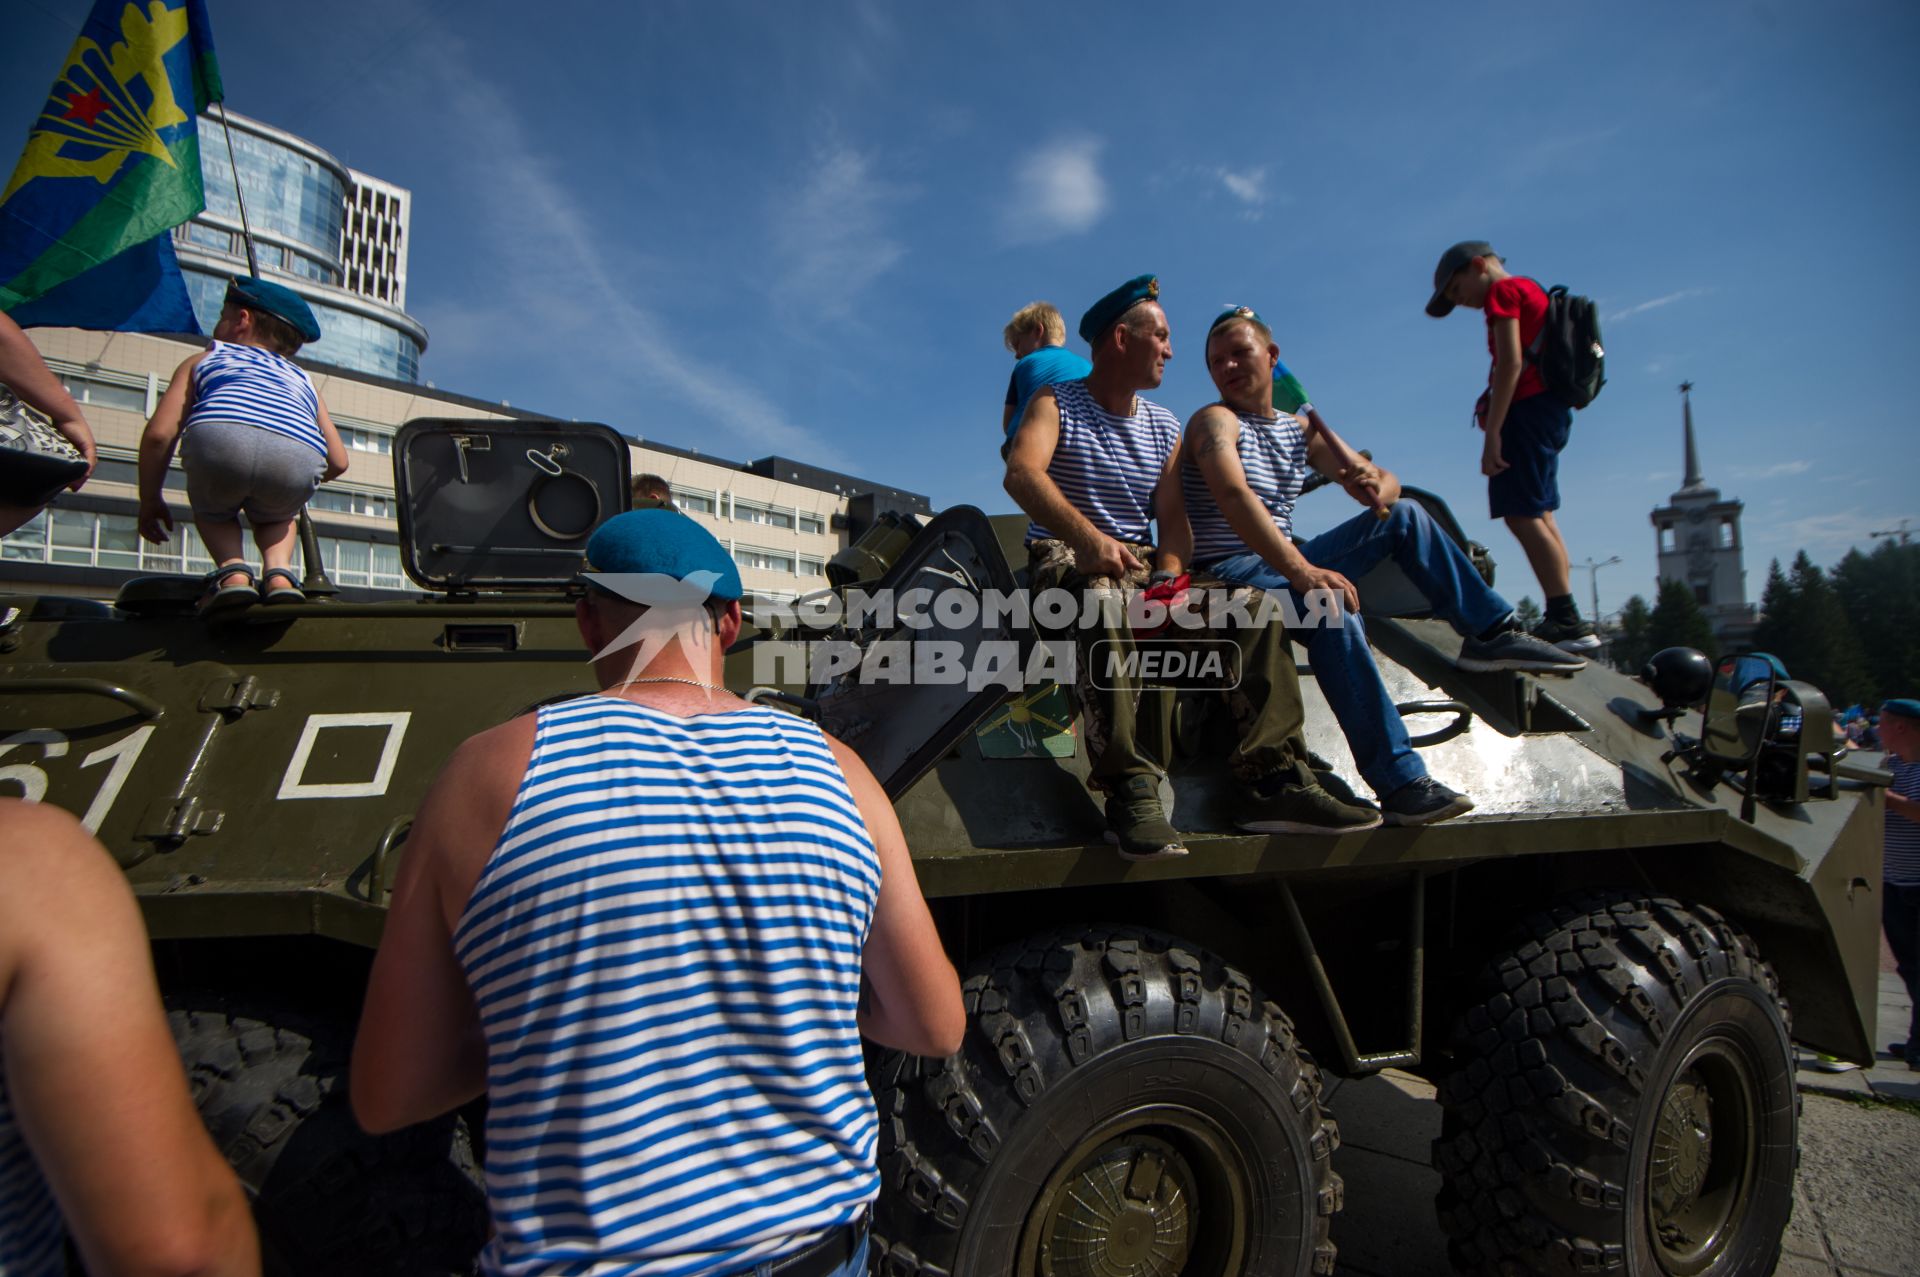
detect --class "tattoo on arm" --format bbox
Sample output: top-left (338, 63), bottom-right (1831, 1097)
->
top-left (1191, 421), bottom-right (1231, 461)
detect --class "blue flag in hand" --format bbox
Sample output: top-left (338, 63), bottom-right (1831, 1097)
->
top-left (0, 0), bottom-right (224, 333)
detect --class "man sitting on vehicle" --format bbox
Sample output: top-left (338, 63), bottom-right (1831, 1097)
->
top-left (1003, 276), bottom-right (1379, 858)
top-left (1182, 306), bottom-right (1585, 825)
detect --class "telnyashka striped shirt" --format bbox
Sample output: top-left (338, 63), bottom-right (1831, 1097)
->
top-left (1185, 406), bottom-right (1309, 565)
top-left (453, 696), bottom-right (882, 1277)
top-left (0, 1054), bottom-right (64, 1277)
top-left (1025, 379), bottom-right (1180, 546)
top-left (1886, 753), bottom-right (1920, 885)
top-left (184, 340), bottom-right (325, 456)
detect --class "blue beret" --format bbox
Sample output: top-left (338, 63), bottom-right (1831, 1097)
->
top-left (583, 508), bottom-right (743, 602)
top-left (1208, 305), bottom-right (1267, 336)
top-left (1078, 274), bottom-right (1160, 345)
top-left (1882, 698), bottom-right (1920, 722)
top-left (227, 275), bottom-right (321, 343)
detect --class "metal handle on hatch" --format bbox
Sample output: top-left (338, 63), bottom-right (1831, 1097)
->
top-left (7, 679), bottom-right (166, 722)
top-left (1398, 699), bottom-right (1471, 748)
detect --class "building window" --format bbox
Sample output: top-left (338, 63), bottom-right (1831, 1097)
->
top-left (1693, 583), bottom-right (1711, 606)
top-left (316, 535), bottom-right (407, 589)
top-left (1718, 520), bottom-right (1735, 549)
top-left (798, 513), bottom-right (826, 536)
top-left (1659, 525), bottom-right (1676, 553)
top-left (732, 498), bottom-right (793, 529)
top-left (339, 425), bottom-right (392, 455)
top-left (735, 545), bottom-right (794, 573)
top-left (310, 487), bottom-right (394, 519)
top-left (58, 370), bottom-right (149, 415)
top-left (0, 509), bottom-right (214, 575)
top-left (797, 555), bottom-right (825, 578)
top-left (670, 486), bottom-right (716, 515)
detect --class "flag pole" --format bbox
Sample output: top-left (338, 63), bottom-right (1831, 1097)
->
top-left (210, 102), bottom-right (259, 276)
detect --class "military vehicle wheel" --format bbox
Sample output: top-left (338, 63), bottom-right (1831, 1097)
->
top-left (170, 999), bottom-right (487, 1277)
top-left (1434, 893), bottom-right (1797, 1276)
top-left (871, 927), bottom-right (1341, 1277)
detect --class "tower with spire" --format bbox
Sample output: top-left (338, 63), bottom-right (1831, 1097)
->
top-left (1650, 382), bottom-right (1758, 648)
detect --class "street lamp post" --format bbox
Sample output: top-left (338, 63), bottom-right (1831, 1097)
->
top-left (1579, 556), bottom-right (1622, 627)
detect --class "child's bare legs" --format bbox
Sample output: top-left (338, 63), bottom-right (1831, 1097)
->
top-left (195, 515), bottom-right (250, 587)
top-left (1503, 513), bottom-right (1572, 598)
top-left (253, 518), bottom-right (296, 577)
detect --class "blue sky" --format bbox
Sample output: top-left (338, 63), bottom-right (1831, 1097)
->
top-left (7, 0), bottom-right (1917, 617)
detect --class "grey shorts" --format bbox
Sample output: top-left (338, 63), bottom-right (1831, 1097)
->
top-left (181, 420), bottom-right (325, 523)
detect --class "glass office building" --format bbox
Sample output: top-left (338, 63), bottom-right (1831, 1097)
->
top-left (176, 112), bottom-right (426, 381)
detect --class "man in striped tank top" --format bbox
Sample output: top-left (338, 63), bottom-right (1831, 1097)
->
top-left (1004, 276), bottom-right (1380, 859)
top-left (353, 509), bottom-right (964, 1277)
top-left (137, 276), bottom-right (348, 611)
top-left (1878, 700), bottom-right (1920, 1069)
top-left (1184, 308), bottom-right (1585, 826)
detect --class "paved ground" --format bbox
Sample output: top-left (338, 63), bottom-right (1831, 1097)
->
top-left (1324, 962), bottom-right (1920, 1276)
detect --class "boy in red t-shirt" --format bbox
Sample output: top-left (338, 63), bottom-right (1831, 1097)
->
top-left (1426, 240), bottom-right (1598, 651)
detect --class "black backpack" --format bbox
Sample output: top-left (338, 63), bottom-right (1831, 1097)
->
top-left (1524, 282), bottom-right (1606, 409)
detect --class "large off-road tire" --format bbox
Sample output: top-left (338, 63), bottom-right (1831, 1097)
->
top-left (1434, 893), bottom-right (1798, 1276)
top-left (169, 999), bottom-right (487, 1277)
top-left (871, 926), bottom-right (1341, 1277)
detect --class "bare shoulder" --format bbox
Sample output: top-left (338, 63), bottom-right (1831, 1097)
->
top-left (0, 800), bottom-right (127, 895)
top-left (1185, 404), bottom-right (1240, 456)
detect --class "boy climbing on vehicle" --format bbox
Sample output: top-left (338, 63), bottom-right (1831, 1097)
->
top-left (1427, 241), bottom-right (1599, 652)
top-left (137, 276), bottom-right (348, 611)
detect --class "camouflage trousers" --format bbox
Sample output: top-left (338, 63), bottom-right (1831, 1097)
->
top-left (1026, 538), bottom-right (1312, 793)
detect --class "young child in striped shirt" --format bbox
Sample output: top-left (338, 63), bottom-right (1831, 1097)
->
top-left (137, 275), bottom-right (348, 610)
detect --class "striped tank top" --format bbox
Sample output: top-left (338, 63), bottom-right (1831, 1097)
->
top-left (1025, 379), bottom-right (1181, 546)
top-left (1887, 754), bottom-right (1920, 885)
top-left (453, 696), bottom-right (883, 1276)
top-left (0, 1055), bottom-right (64, 1277)
top-left (184, 340), bottom-right (325, 456)
top-left (1184, 407), bottom-right (1309, 565)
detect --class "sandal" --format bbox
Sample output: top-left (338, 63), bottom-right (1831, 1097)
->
top-left (199, 561), bottom-right (259, 614)
top-left (261, 566), bottom-right (306, 604)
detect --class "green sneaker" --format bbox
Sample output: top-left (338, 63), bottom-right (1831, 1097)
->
top-left (1236, 776), bottom-right (1383, 834)
top-left (1104, 775), bottom-right (1188, 861)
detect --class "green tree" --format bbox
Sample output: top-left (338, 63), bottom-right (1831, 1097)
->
top-left (1754, 553), bottom-right (1871, 703)
top-left (1648, 579), bottom-right (1719, 661)
top-left (1833, 541), bottom-right (1920, 705)
top-left (1610, 594), bottom-right (1655, 673)
top-left (1514, 596), bottom-right (1543, 630)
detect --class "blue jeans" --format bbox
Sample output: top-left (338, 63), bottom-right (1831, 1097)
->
top-left (1885, 881), bottom-right (1920, 1058)
top-left (745, 1235), bottom-right (868, 1277)
top-left (1202, 502), bottom-right (1513, 797)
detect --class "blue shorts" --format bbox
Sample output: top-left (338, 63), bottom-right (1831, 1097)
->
top-left (1487, 392), bottom-right (1571, 519)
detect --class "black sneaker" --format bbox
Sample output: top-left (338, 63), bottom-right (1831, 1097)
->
top-left (1458, 628), bottom-right (1589, 673)
top-left (1236, 779), bottom-right (1382, 834)
top-left (1380, 776), bottom-right (1475, 826)
top-left (1104, 775), bottom-right (1188, 860)
top-left (1529, 615), bottom-right (1603, 653)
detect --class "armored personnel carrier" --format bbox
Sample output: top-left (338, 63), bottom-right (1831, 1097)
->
top-left (0, 419), bottom-right (1886, 1277)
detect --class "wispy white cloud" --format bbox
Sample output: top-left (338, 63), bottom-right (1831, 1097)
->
top-left (1607, 288), bottom-right (1709, 323)
top-left (1730, 459), bottom-right (1813, 480)
top-left (412, 36), bottom-right (853, 467)
top-left (1217, 166), bottom-right (1267, 216)
top-left (1758, 511), bottom-right (1908, 561)
top-left (1646, 470), bottom-right (1678, 482)
top-left (1003, 136), bottom-right (1107, 242)
top-left (774, 137), bottom-right (908, 319)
